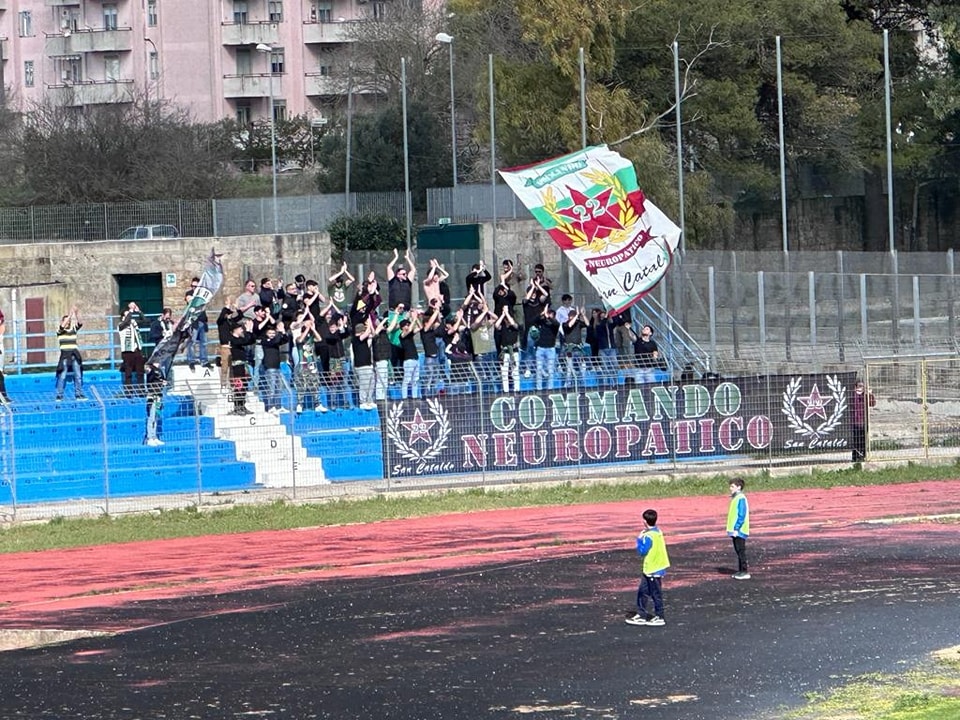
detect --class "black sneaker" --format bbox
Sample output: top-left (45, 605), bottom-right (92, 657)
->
top-left (189, 363), bottom-right (196, 371)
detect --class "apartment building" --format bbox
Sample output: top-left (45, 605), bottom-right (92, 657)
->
top-left (0, 0), bottom-right (383, 123)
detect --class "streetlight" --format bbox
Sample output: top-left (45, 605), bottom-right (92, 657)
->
top-left (256, 42), bottom-right (279, 235)
top-left (435, 32), bottom-right (457, 188)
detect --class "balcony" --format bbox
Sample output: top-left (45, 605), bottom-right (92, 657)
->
top-left (0, 1), bottom-right (7, 10)
top-left (223, 73), bottom-right (282, 98)
top-left (45, 28), bottom-right (133, 55)
top-left (47, 79), bottom-right (135, 106)
top-left (302, 20), bottom-right (356, 45)
top-left (44, 0), bottom-right (80, 6)
top-left (305, 73), bottom-right (344, 97)
top-left (221, 21), bottom-right (279, 46)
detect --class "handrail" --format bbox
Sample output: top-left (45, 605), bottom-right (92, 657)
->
top-left (632, 294), bottom-right (712, 378)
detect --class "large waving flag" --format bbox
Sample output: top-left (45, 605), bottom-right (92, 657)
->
top-left (147, 248), bottom-right (224, 376)
top-left (500, 145), bottom-right (681, 315)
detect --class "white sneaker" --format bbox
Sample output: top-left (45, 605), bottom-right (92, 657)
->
top-left (646, 616), bottom-right (666, 626)
top-left (277, 407), bottom-right (290, 414)
top-left (624, 613), bottom-right (648, 626)
top-left (146, 438), bottom-right (164, 447)
top-left (268, 407), bottom-right (279, 416)
top-left (296, 404), bottom-right (303, 413)
top-left (316, 404), bottom-right (328, 413)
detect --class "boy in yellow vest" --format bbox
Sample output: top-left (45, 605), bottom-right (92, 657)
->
top-left (728, 478), bottom-right (751, 580)
top-left (625, 508), bottom-right (670, 626)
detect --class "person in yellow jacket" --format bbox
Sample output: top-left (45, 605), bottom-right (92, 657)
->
top-left (625, 508), bottom-right (670, 626)
top-left (727, 478), bottom-right (751, 580)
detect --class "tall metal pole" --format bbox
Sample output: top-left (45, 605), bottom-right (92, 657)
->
top-left (672, 41), bottom-right (685, 255)
top-left (489, 54), bottom-right (497, 251)
top-left (776, 35), bottom-right (788, 254)
top-left (449, 41), bottom-right (458, 187)
top-left (401, 58), bottom-right (412, 251)
top-left (344, 70), bottom-right (353, 214)
top-left (257, 44), bottom-right (279, 235)
top-left (884, 28), bottom-right (896, 254)
top-left (579, 47), bottom-right (587, 149)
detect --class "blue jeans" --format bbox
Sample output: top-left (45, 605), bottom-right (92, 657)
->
top-left (422, 355), bottom-right (441, 396)
top-left (402, 358), bottom-right (420, 399)
top-left (55, 353), bottom-right (84, 398)
top-left (186, 323), bottom-right (208, 365)
top-left (637, 574), bottom-right (664, 619)
top-left (599, 348), bottom-right (619, 386)
top-left (535, 346), bottom-right (557, 390)
top-left (263, 368), bottom-right (282, 410)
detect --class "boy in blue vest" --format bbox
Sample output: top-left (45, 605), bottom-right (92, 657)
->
top-left (625, 508), bottom-right (670, 626)
top-left (728, 477), bottom-right (751, 580)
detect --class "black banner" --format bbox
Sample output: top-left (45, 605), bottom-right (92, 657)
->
top-left (382, 372), bottom-right (857, 478)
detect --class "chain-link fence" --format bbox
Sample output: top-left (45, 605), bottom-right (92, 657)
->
top-left (0, 192), bottom-right (408, 242)
top-left (865, 357), bottom-right (960, 463)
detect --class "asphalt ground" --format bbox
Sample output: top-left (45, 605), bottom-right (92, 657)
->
top-left (0, 481), bottom-right (958, 719)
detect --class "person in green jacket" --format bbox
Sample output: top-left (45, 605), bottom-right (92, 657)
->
top-left (625, 508), bottom-right (670, 627)
top-left (727, 478), bottom-right (751, 580)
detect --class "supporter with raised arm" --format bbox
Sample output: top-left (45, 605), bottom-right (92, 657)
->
top-left (118, 301), bottom-right (147, 393)
top-left (389, 309), bottom-right (422, 399)
top-left (216, 303), bottom-right (240, 389)
top-left (370, 311), bottom-right (393, 403)
top-left (420, 299), bottom-right (444, 397)
top-left (465, 261), bottom-right (492, 297)
top-left (184, 281), bottom-right (211, 370)
top-left (470, 302), bottom-right (498, 385)
top-left (54, 305), bottom-right (86, 401)
top-left (327, 262), bottom-right (355, 315)
top-left (228, 318), bottom-right (257, 415)
top-left (422, 258), bottom-right (447, 310)
top-left (321, 306), bottom-right (351, 409)
top-left (261, 322), bottom-right (290, 415)
top-left (352, 317), bottom-right (377, 410)
top-left (495, 305), bottom-right (521, 393)
top-left (386, 247), bottom-right (416, 310)
top-left (561, 305), bottom-right (588, 388)
top-left (534, 305), bottom-right (561, 391)
top-left (292, 313), bottom-right (327, 413)
top-left (521, 278), bottom-right (549, 376)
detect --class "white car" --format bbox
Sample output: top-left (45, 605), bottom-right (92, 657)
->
top-left (118, 224), bottom-right (180, 240)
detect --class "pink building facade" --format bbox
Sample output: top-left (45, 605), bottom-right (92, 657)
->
top-left (0, 0), bottom-right (383, 123)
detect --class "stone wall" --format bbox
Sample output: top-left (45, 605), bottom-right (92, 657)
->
top-left (0, 232), bottom-right (333, 324)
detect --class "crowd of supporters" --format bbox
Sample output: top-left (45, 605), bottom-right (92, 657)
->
top-left (212, 252), bottom-right (665, 414)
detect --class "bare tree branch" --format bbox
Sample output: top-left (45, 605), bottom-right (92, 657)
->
top-left (609, 26), bottom-right (727, 148)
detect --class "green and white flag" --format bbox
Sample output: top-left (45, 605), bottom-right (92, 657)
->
top-left (500, 145), bottom-right (681, 314)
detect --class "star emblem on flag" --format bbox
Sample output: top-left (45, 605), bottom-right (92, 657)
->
top-left (400, 408), bottom-right (437, 445)
top-left (556, 186), bottom-right (624, 242)
top-left (797, 384), bottom-right (833, 421)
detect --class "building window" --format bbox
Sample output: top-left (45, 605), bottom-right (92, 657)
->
top-left (56, 56), bottom-right (82, 84)
top-left (237, 102), bottom-right (252, 126)
top-left (268, 1), bottom-right (283, 23)
top-left (274, 100), bottom-right (287, 123)
top-left (269, 48), bottom-right (285, 75)
top-left (18, 11), bottom-right (32, 37)
top-left (318, 65), bottom-right (331, 76)
top-left (147, 0), bottom-right (158, 27)
top-left (372, 2), bottom-right (387, 21)
top-left (149, 51), bottom-right (160, 80)
top-left (236, 48), bottom-right (252, 75)
top-left (104, 55), bottom-right (120, 82)
top-left (233, 0), bottom-right (248, 24)
top-left (103, 4), bottom-right (119, 31)
top-left (316, 1), bottom-right (331, 23)
top-left (24, 61), bottom-right (35, 88)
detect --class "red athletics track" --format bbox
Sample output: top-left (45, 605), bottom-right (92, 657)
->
top-left (1, 479), bottom-right (959, 633)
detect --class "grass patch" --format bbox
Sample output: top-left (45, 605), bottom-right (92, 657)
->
top-left (1, 462), bottom-right (959, 554)
top-left (784, 648), bottom-right (960, 719)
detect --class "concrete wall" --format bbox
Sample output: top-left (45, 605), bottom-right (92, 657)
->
top-left (0, 233), bottom-right (332, 366)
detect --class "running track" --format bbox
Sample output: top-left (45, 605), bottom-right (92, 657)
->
top-left (0, 480), bottom-right (958, 719)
